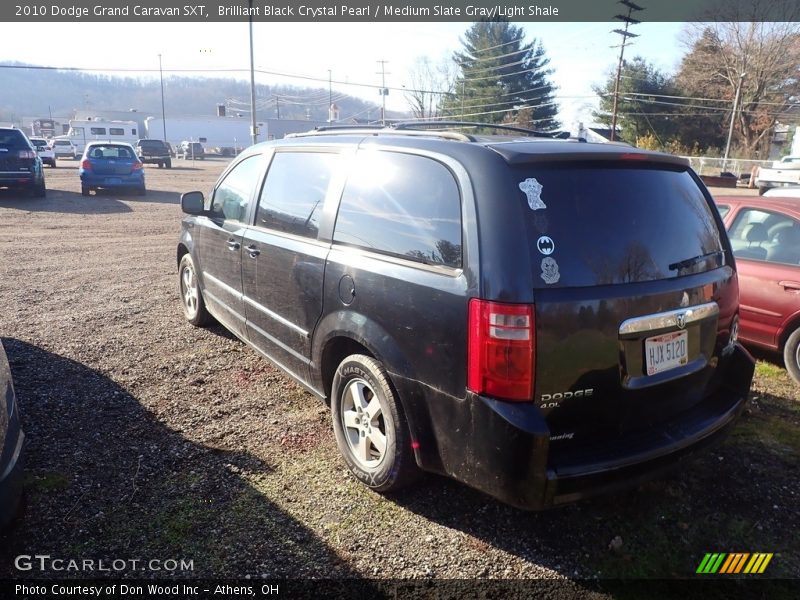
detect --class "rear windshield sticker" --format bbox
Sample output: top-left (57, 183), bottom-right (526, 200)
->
top-left (537, 236), bottom-right (555, 255)
top-left (519, 178), bottom-right (547, 210)
top-left (541, 257), bottom-right (560, 284)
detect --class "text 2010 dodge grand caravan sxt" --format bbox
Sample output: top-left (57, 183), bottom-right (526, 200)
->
top-left (176, 123), bottom-right (754, 509)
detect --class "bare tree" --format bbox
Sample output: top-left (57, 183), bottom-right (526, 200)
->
top-left (404, 57), bottom-right (456, 120)
top-left (678, 18), bottom-right (800, 158)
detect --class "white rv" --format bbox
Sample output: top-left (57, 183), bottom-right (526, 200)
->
top-left (57, 119), bottom-right (140, 154)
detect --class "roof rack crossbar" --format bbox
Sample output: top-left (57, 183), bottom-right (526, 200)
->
top-left (285, 121), bottom-right (572, 142)
top-left (392, 120), bottom-right (569, 139)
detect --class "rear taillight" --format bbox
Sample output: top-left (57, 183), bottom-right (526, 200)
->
top-left (80, 159), bottom-right (92, 170)
top-left (132, 161), bottom-right (143, 170)
top-left (467, 299), bottom-right (535, 401)
top-left (18, 150), bottom-right (36, 159)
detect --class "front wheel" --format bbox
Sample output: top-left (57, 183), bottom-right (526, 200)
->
top-left (179, 253), bottom-right (210, 327)
top-left (331, 354), bottom-right (419, 493)
top-left (783, 328), bottom-right (800, 384)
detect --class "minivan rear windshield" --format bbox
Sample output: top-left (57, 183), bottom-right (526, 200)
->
top-left (516, 162), bottom-right (725, 288)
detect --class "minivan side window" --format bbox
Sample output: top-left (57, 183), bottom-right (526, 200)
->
top-left (211, 154), bottom-right (268, 223)
top-left (255, 151), bottom-right (340, 238)
top-left (333, 151), bottom-right (462, 268)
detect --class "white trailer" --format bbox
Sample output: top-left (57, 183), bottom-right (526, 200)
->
top-left (145, 117), bottom-right (252, 156)
top-left (56, 119), bottom-right (140, 154)
top-left (144, 117), bottom-right (329, 156)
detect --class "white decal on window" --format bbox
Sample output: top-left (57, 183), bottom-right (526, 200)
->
top-left (541, 257), bottom-right (560, 284)
top-left (519, 177), bottom-right (546, 210)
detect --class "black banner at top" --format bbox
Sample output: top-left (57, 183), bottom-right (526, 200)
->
top-left (3, 0), bottom-right (800, 23)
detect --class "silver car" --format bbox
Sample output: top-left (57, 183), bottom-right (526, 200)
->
top-left (0, 340), bottom-right (24, 528)
top-left (51, 139), bottom-right (77, 159)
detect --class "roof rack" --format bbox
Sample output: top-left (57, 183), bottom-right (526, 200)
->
top-left (286, 120), bottom-right (572, 142)
top-left (392, 120), bottom-right (570, 139)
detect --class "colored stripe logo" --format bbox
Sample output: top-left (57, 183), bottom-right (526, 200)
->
top-left (696, 553), bottom-right (773, 574)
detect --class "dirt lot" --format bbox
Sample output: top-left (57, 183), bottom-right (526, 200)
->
top-left (0, 162), bottom-right (798, 595)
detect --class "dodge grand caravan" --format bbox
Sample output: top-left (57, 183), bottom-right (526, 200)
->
top-left (176, 123), bottom-right (754, 509)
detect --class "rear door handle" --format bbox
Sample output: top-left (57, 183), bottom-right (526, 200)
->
top-left (780, 280), bottom-right (800, 291)
top-left (226, 238), bottom-right (240, 251)
top-left (245, 244), bottom-right (260, 258)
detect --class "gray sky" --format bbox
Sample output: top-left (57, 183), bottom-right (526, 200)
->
top-left (1, 21), bottom-right (686, 128)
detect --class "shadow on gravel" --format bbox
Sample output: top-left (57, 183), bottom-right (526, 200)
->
top-left (89, 188), bottom-right (182, 205)
top-left (0, 339), bottom-right (371, 586)
top-left (0, 189), bottom-right (133, 214)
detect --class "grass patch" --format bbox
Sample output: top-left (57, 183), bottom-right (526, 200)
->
top-left (755, 360), bottom-right (786, 380)
top-left (27, 471), bottom-right (70, 492)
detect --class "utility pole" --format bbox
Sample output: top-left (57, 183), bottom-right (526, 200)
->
top-left (248, 0), bottom-right (258, 145)
top-left (722, 72), bottom-right (746, 173)
top-left (377, 60), bottom-right (390, 125)
top-left (275, 95), bottom-right (281, 119)
top-left (158, 54), bottom-right (167, 141)
top-left (328, 69), bottom-right (332, 122)
top-left (609, 0), bottom-right (644, 141)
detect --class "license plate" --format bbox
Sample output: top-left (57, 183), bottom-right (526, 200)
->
top-left (105, 178), bottom-right (122, 185)
top-left (645, 330), bottom-right (688, 376)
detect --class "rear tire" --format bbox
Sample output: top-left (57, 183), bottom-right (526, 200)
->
top-left (758, 186), bottom-right (769, 196)
top-left (136, 186), bottom-right (146, 196)
top-left (165, 159), bottom-right (172, 169)
top-left (31, 180), bottom-right (46, 198)
top-left (179, 253), bottom-right (210, 327)
top-left (331, 354), bottom-right (419, 493)
top-left (81, 185), bottom-right (90, 197)
top-left (783, 327), bottom-right (800, 384)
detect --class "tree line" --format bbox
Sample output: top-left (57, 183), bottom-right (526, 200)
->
top-left (408, 21), bottom-right (800, 159)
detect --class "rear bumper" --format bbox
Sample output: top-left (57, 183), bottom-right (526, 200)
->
top-left (0, 174), bottom-right (37, 187)
top-left (80, 173), bottom-right (144, 188)
top-left (414, 344), bottom-right (754, 510)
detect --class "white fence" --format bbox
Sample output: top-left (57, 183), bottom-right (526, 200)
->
top-left (680, 156), bottom-right (771, 177)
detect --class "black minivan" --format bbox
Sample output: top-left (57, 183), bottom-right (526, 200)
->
top-left (177, 124), bottom-right (754, 509)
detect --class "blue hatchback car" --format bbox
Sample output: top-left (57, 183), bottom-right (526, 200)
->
top-left (79, 142), bottom-right (146, 196)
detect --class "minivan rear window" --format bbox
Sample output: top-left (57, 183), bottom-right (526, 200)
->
top-left (517, 163), bottom-right (724, 287)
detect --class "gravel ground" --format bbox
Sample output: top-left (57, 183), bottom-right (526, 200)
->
top-left (0, 164), bottom-right (797, 596)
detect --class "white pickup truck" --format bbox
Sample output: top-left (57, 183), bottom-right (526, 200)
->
top-left (755, 156), bottom-right (800, 194)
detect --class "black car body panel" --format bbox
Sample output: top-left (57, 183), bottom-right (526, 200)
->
top-left (0, 128), bottom-right (45, 194)
top-left (177, 129), bottom-right (755, 509)
top-left (0, 341), bottom-right (24, 528)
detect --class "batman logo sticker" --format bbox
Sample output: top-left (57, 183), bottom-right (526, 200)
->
top-left (537, 236), bottom-right (555, 255)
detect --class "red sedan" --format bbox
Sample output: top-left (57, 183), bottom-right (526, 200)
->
top-left (715, 196), bottom-right (800, 383)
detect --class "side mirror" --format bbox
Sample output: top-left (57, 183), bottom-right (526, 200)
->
top-left (181, 191), bottom-right (205, 215)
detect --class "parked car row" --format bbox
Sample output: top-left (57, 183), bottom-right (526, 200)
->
top-left (176, 123), bottom-right (754, 510)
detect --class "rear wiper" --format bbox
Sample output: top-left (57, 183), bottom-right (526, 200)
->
top-left (668, 251), bottom-right (724, 272)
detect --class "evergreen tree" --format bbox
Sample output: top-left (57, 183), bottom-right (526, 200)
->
top-left (444, 22), bottom-right (559, 130)
top-left (593, 56), bottom-right (681, 145)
